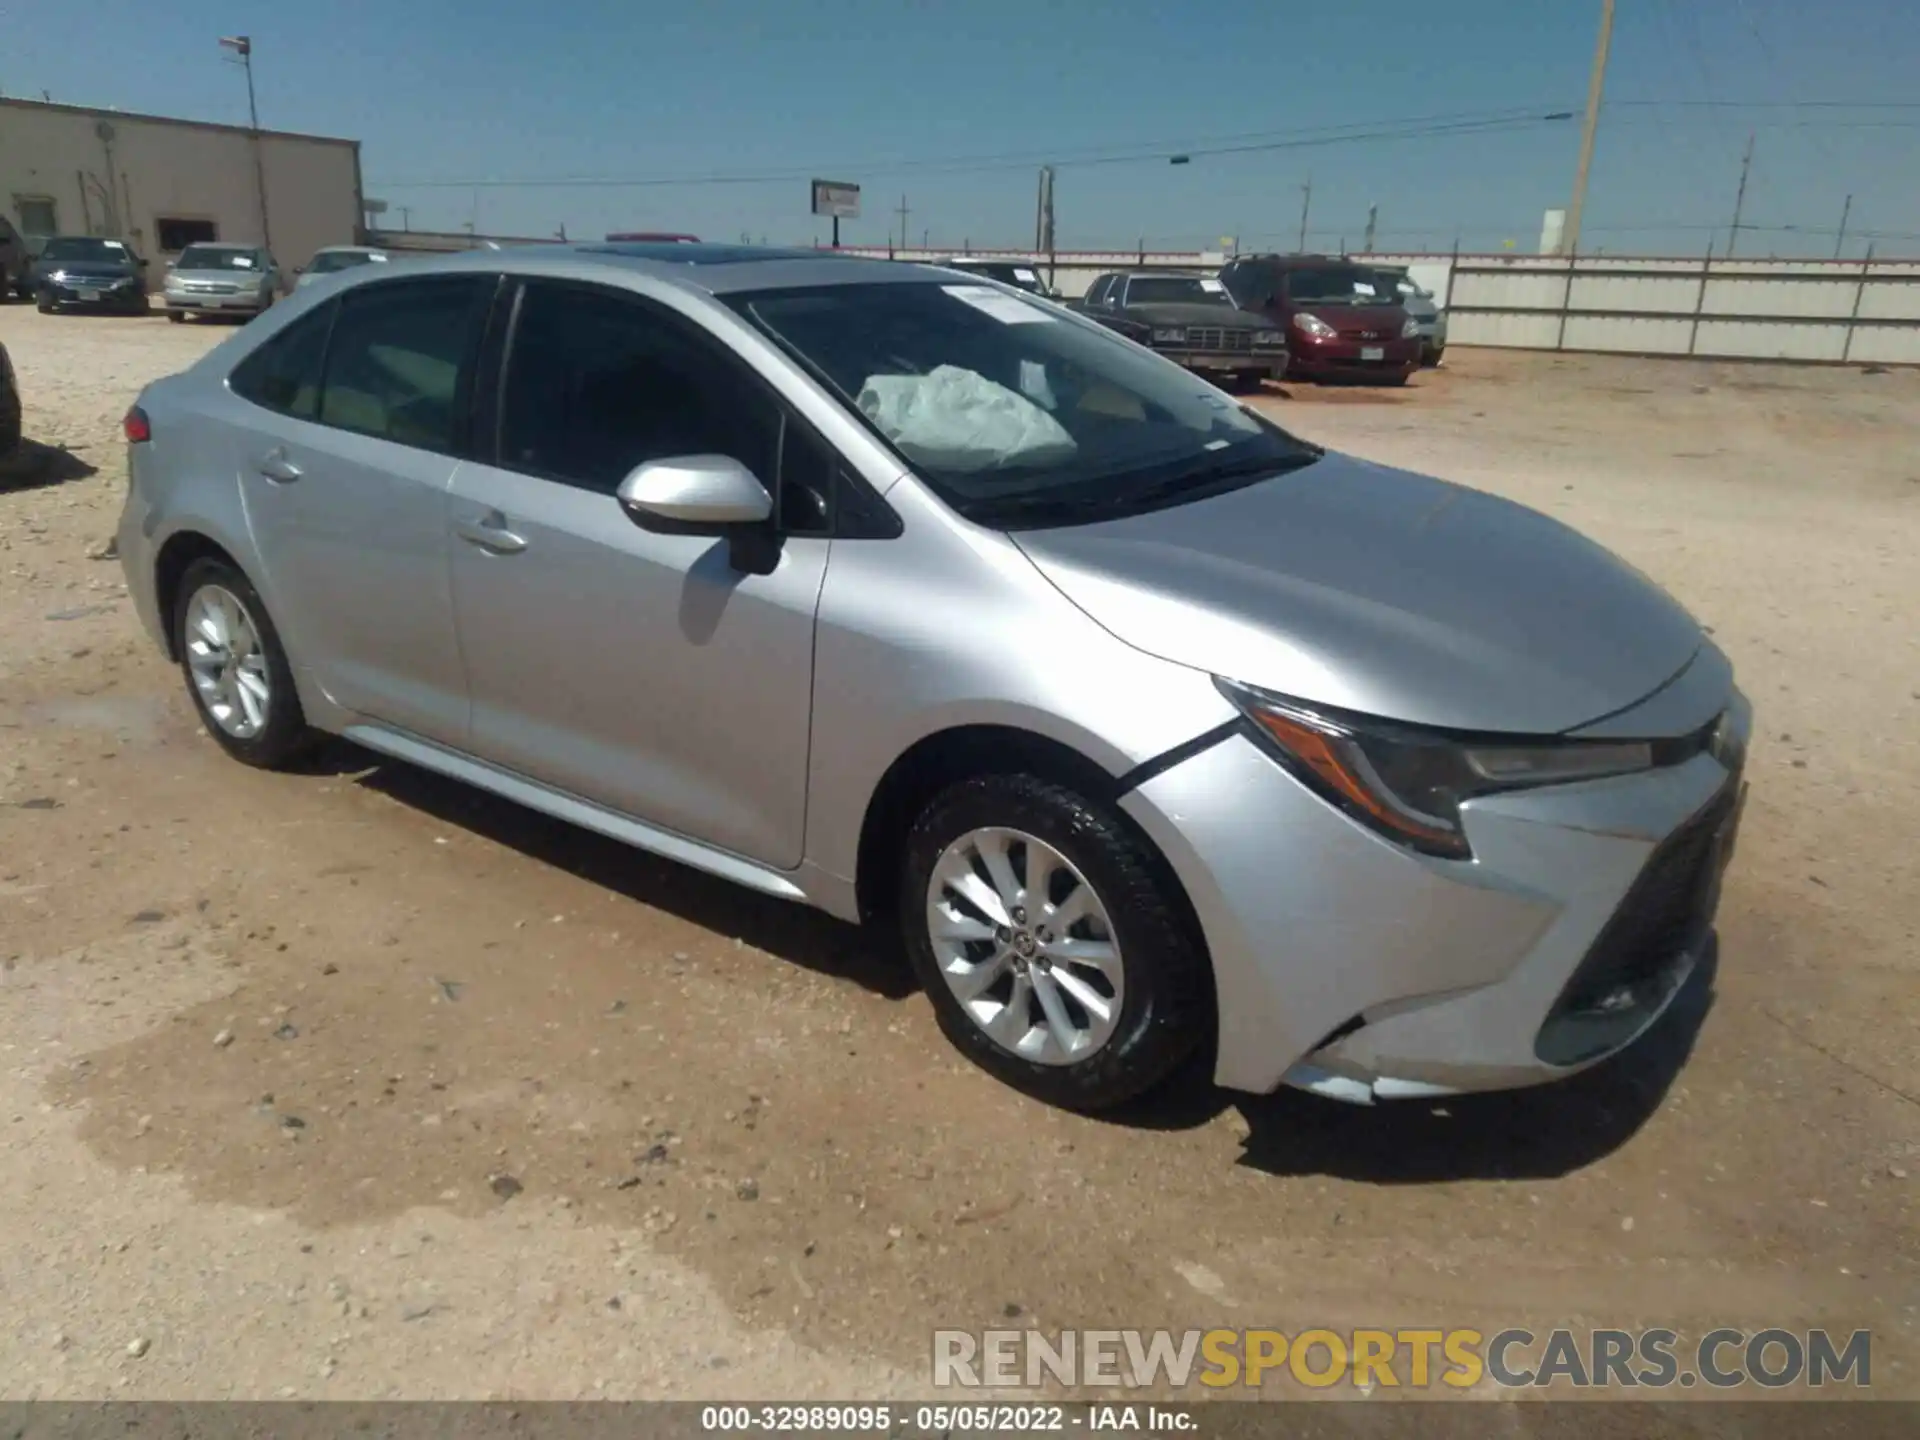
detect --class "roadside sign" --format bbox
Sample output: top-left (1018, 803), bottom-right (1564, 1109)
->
top-left (811, 180), bottom-right (861, 219)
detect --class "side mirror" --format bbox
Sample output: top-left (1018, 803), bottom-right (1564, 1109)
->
top-left (616, 454), bottom-right (772, 529)
top-left (616, 455), bottom-right (779, 575)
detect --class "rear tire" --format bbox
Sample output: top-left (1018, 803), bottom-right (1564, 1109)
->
top-left (900, 774), bottom-right (1211, 1111)
top-left (35, 294), bottom-right (52, 314)
top-left (172, 557), bottom-right (317, 770)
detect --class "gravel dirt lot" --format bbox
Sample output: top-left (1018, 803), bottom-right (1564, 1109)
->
top-left (1, 307), bottom-right (1915, 1401)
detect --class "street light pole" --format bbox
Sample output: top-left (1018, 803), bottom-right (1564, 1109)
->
top-left (1563, 0), bottom-right (1616, 255)
top-left (219, 35), bottom-right (272, 253)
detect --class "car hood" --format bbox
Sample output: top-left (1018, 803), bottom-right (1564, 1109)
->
top-left (169, 267), bottom-right (264, 283)
top-left (1010, 452), bottom-right (1705, 735)
top-left (1125, 302), bottom-right (1268, 328)
top-left (44, 260), bottom-right (138, 280)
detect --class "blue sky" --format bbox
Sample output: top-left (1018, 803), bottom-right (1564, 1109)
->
top-left (9, 0), bottom-right (1918, 256)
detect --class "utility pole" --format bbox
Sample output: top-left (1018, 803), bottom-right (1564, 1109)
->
top-left (218, 35), bottom-right (271, 252)
top-left (398, 206), bottom-right (412, 233)
top-left (1034, 166), bottom-right (1055, 254)
top-left (894, 194), bottom-right (910, 251)
top-left (1362, 204), bottom-right (1377, 254)
top-left (1563, 0), bottom-right (1616, 255)
top-left (1297, 178), bottom-right (1312, 251)
top-left (1726, 131), bottom-right (1755, 257)
top-left (1834, 193), bottom-right (1852, 259)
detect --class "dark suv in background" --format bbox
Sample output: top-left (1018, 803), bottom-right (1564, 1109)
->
top-left (1218, 254), bottom-right (1420, 384)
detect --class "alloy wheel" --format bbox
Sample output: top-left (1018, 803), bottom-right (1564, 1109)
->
top-left (183, 584), bottom-right (272, 740)
top-left (924, 826), bottom-right (1125, 1065)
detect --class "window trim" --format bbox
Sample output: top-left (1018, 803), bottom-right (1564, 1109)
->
top-left (483, 275), bottom-right (898, 540)
top-left (311, 272), bottom-right (500, 459)
top-left (227, 298), bottom-right (340, 422)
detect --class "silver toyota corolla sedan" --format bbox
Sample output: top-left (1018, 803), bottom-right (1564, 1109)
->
top-left (115, 243), bottom-right (1750, 1112)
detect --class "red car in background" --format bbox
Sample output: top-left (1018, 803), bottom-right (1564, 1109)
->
top-left (1218, 253), bottom-right (1421, 384)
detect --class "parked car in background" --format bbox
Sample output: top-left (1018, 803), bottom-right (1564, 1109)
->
top-left (0, 340), bottom-right (20, 459)
top-left (18, 235), bottom-right (49, 299)
top-left (114, 243), bottom-right (1746, 1113)
top-left (32, 236), bottom-right (150, 314)
top-left (1218, 253), bottom-right (1420, 384)
top-left (163, 244), bottom-right (284, 322)
top-left (933, 257), bottom-right (1056, 297)
top-left (605, 232), bottom-right (701, 243)
top-left (1370, 263), bottom-right (1447, 365)
top-left (296, 246), bottom-right (393, 290)
top-left (0, 217), bottom-right (30, 300)
top-left (1075, 269), bottom-right (1288, 389)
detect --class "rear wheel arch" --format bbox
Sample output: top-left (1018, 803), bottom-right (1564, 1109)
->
top-left (153, 531), bottom-right (245, 661)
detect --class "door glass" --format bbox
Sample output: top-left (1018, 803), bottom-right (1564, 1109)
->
top-left (229, 303), bottom-right (334, 420)
top-left (498, 281), bottom-right (778, 493)
top-left (318, 277), bottom-right (491, 453)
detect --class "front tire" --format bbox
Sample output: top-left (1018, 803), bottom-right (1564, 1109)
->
top-left (900, 774), bottom-right (1211, 1111)
top-left (173, 558), bottom-right (316, 769)
top-left (167, 310), bottom-right (186, 323)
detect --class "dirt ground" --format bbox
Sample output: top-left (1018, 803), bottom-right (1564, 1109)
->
top-left (1, 307), bottom-right (1915, 1402)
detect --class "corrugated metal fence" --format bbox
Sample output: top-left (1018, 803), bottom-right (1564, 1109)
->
top-left (839, 245), bottom-right (1920, 366)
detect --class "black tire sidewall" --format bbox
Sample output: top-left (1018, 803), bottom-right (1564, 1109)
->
top-left (900, 774), bottom-right (1211, 1111)
top-left (173, 557), bottom-right (312, 769)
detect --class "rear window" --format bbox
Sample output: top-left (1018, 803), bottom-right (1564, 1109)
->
top-left (308, 250), bottom-right (382, 275)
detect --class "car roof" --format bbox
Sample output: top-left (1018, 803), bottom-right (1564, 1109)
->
top-left (325, 241), bottom-right (959, 297)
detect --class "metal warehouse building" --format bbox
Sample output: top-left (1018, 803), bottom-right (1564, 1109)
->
top-left (1, 96), bottom-right (364, 285)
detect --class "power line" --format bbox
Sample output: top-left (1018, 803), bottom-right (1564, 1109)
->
top-left (371, 106), bottom-right (1575, 191)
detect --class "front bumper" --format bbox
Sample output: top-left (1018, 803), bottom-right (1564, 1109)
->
top-left (1158, 347), bottom-right (1290, 376)
top-left (166, 290), bottom-right (267, 313)
top-left (42, 281), bottom-right (147, 310)
top-left (1120, 683), bottom-right (1751, 1100)
top-left (1287, 335), bottom-right (1422, 380)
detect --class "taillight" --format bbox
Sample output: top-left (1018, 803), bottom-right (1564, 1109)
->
top-left (123, 406), bottom-right (151, 443)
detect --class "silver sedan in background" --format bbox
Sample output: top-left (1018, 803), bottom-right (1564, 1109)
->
top-left (113, 243), bottom-right (1748, 1112)
top-left (295, 245), bottom-right (393, 289)
top-left (162, 243), bottom-right (284, 322)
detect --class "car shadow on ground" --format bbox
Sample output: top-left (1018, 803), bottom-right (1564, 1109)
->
top-left (0, 439), bottom-right (100, 492)
top-left (311, 737), bottom-right (917, 1001)
top-left (301, 736), bottom-right (1713, 1179)
top-left (1125, 941), bottom-right (1720, 1182)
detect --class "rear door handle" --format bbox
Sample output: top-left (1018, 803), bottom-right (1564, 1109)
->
top-left (453, 512), bottom-right (528, 554)
top-left (254, 448), bottom-right (301, 483)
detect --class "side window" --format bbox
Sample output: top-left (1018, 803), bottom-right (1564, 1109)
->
top-left (777, 420), bottom-right (835, 535)
top-left (229, 303), bottom-right (334, 420)
top-left (318, 277), bottom-right (492, 454)
top-left (1083, 275), bottom-right (1112, 307)
top-left (498, 281), bottom-right (778, 497)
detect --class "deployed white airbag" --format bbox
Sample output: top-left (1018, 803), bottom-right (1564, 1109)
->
top-left (857, 364), bottom-right (1077, 473)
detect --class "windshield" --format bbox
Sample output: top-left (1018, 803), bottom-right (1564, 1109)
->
top-left (308, 250), bottom-right (382, 274)
top-left (731, 281), bottom-right (1319, 527)
top-left (40, 237), bottom-right (133, 264)
top-left (177, 245), bottom-right (261, 271)
top-left (1286, 265), bottom-right (1391, 304)
top-left (1123, 276), bottom-right (1230, 307)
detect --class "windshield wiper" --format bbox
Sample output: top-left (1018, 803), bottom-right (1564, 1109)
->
top-left (979, 448), bottom-right (1319, 527)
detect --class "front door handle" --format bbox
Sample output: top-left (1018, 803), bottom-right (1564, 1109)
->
top-left (453, 512), bottom-right (528, 554)
top-left (254, 448), bottom-right (301, 483)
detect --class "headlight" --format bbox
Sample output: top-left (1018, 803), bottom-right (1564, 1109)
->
top-left (48, 269), bottom-right (68, 283)
top-left (1253, 330), bottom-right (1286, 347)
top-left (1151, 328), bottom-right (1187, 344)
top-left (1292, 312), bottom-right (1336, 340)
top-left (1401, 315), bottom-right (1421, 338)
top-left (1217, 679), bottom-right (1655, 859)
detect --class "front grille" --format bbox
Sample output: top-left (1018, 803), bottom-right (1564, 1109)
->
top-left (1183, 328), bottom-right (1252, 352)
top-left (1535, 779), bottom-right (1740, 1065)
